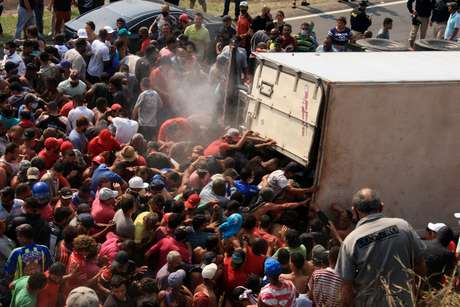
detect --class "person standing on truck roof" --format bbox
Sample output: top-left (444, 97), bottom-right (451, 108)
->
top-left (407, 0), bottom-right (434, 48)
top-left (444, 2), bottom-right (460, 41)
top-left (336, 188), bottom-right (426, 307)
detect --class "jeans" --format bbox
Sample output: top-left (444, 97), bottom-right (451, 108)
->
top-left (34, 3), bottom-right (44, 34)
top-left (223, 0), bottom-right (240, 18)
top-left (15, 5), bottom-right (36, 39)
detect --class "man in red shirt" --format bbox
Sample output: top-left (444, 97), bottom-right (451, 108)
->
top-left (157, 117), bottom-right (193, 143)
top-left (37, 262), bottom-right (69, 307)
top-left (87, 128), bottom-right (121, 157)
top-left (204, 128), bottom-right (252, 157)
top-left (145, 226), bottom-right (191, 273)
top-left (237, 1), bottom-right (252, 50)
top-left (280, 24), bottom-right (297, 51)
top-left (38, 137), bottom-right (63, 169)
top-left (223, 249), bottom-right (248, 293)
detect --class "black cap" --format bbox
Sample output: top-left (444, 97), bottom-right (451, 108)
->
top-left (23, 128), bottom-right (35, 140)
top-left (60, 187), bottom-right (73, 199)
top-left (359, 0), bottom-right (368, 6)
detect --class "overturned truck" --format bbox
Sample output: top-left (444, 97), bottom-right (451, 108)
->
top-left (236, 51), bottom-right (460, 231)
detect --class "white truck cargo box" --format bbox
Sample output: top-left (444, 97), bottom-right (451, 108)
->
top-left (244, 51), bottom-right (460, 230)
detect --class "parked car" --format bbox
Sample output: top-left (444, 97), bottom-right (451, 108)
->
top-left (65, 0), bottom-right (224, 53)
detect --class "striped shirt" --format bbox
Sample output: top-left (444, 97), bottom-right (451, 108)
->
top-left (259, 279), bottom-right (297, 307)
top-left (309, 267), bottom-right (342, 307)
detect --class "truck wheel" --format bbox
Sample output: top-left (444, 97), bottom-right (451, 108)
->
top-left (355, 38), bottom-right (408, 52)
top-left (414, 39), bottom-right (460, 51)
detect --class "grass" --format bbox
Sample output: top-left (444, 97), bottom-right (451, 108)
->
top-left (0, 9), bottom-right (79, 45)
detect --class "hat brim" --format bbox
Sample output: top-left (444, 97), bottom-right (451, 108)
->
top-left (131, 183), bottom-right (149, 189)
top-left (454, 213), bottom-right (460, 219)
top-left (27, 175), bottom-right (39, 180)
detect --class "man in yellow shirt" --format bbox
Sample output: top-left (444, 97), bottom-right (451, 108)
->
top-left (184, 13), bottom-right (210, 60)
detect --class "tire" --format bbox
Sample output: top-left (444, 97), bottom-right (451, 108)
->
top-left (355, 38), bottom-right (408, 52)
top-left (414, 39), bottom-right (460, 51)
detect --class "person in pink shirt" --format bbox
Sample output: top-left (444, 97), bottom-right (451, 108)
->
top-left (145, 226), bottom-right (191, 273)
top-left (91, 187), bottom-right (118, 224)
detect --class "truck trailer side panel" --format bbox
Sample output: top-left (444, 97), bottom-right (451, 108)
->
top-left (315, 82), bottom-right (460, 230)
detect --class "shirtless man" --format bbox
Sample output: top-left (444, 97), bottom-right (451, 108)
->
top-left (280, 252), bottom-right (310, 294)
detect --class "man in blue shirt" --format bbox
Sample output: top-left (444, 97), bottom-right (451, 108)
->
top-left (234, 168), bottom-right (259, 205)
top-left (5, 224), bottom-right (53, 280)
top-left (90, 163), bottom-right (127, 193)
top-left (444, 2), bottom-right (460, 40)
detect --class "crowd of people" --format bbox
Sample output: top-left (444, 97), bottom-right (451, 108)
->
top-left (0, 0), bottom-right (459, 306)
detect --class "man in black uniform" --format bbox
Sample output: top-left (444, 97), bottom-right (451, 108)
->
top-left (350, 1), bottom-right (372, 37)
top-left (407, 0), bottom-right (434, 47)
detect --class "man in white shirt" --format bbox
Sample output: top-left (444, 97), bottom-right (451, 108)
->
top-left (110, 108), bottom-right (139, 144)
top-left (87, 29), bottom-right (110, 83)
top-left (63, 38), bottom-right (88, 81)
top-left (67, 95), bottom-right (95, 129)
top-left (2, 41), bottom-right (26, 76)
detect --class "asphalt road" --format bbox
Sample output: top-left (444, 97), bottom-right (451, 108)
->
top-left (285, 0), bottom-right (419, 45)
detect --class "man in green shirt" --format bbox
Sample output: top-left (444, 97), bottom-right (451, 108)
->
top-left (10, 272), bottom-right (47, 307)
top-left (184, 12), bottom-right (210, 60)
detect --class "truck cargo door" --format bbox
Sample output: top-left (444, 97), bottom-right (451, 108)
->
top-left (244, 63), bottom-right (323, 166)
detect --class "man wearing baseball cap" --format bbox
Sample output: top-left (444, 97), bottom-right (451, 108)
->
top-left (91, 187), bottom-right (118, 225)
top-left (193, 263), bottom-right (218, 306)
top-left (259, 257), bottom-right (297, 307)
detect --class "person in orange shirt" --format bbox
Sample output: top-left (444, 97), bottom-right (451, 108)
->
top-left (37, 262), bottom-right (74, 307)
top-left (237, 1), bottom-right (252, 51)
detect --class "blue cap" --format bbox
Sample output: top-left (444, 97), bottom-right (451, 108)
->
top-left (264, 257), bottom-right (281, 277)
top-left (32, 182), bottom-right (50, 200)
top-left (218, 213), bottom-right (243, 239)
top-left (150, 174), bottom-right (165, 190)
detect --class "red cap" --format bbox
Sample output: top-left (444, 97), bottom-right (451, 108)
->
top-left (60, 140), bottom-right (74, 153)
top-left (185, 193), bottom-right (201, 209)
top-left (111, 103), bottom-right (123, 111)
top-left (98, 129), bottom-right (113, 146)
top-left (44, 137), bottom-right (63, 151)
top-left (179, 13), bottom-right (190, 23)
top-left (92, 155), bottom-right (105, 165)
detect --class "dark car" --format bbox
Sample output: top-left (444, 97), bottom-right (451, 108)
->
top-left (65, 0), bottom-right (224, 53)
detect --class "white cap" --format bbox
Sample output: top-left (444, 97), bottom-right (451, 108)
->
top-left (202, 263), bottom-right (218, 280)
top-left (104, 26), bottom-right (115, 34)
top-left (455, 213), bottom-right (460, 219)
top-left (224, 128), bottom-right (240, 137)
top-left (129, 176), bottom-right (149, 189)
top-left (240, 1), bottom-right (248, 7)
top-left (77, 28), bottom-right (88, 38)
top-left (99, 188), bottom-right (118, 201)
top-left (427, 222), bottom-right (447, 232)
